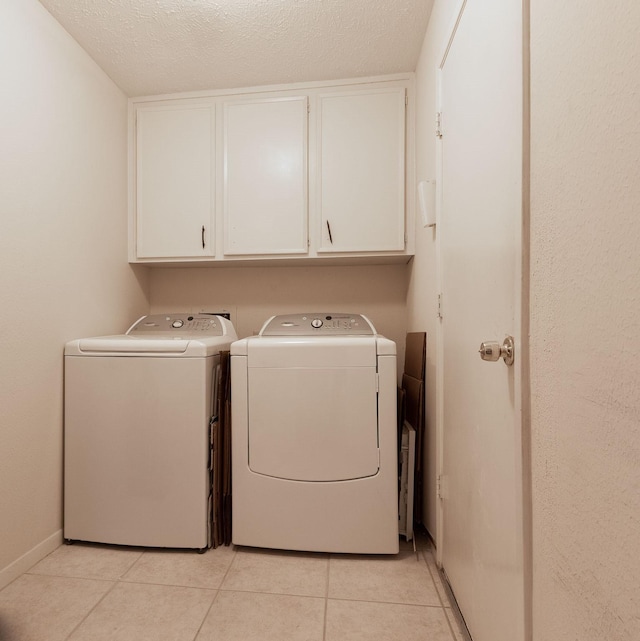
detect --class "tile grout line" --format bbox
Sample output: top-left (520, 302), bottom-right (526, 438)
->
top-left (62, 579), bottom-right (120, 641)
top-left (188, 589), bottom-right (219, 641)
top-left (61, 548), bottom-right (144, 641)
top-left (202, 584), bottom-right (442, 611)
top-left (322, 555), bottom-right (331, 641)
top-left (117, 577), bottom-right (221, 591)
top-left (117, 549), bottom-right (146, 582)
top-left (26, 548), bottom-right (146, 585)
top-left (215, 586), bottom-right (329, 601)
top-left (325, 595), bottom-right (444, 609)
top-left (213, 544), bottom-right (238, 592)
top-left (422, 548), bottom-right (459, 641)
top-left (117, 545), bottom-right (239, 590)
top-left (187, 545), bottom-right (239, 641)
top-left (421, 549), bottom-right (446, 606)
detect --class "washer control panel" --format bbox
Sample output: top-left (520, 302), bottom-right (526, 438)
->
top-left (128, 314), bottom-right (227, 335)
top-left (260, 313), bottom-right (375, 336)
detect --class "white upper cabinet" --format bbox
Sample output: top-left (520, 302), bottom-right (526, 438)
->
top-left (135, 105), bottom-right (215, 258)
top-left (317, 88), bottom-right (406, 253)
top-left (223, 96), bottom-right (308, 255)
top-left (130, 75), bottom-right (413, 265)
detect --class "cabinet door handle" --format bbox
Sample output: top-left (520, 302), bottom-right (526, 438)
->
top-left (202, 225), bottom-right (205, 249)
top-left (326, 221), bottom-right (333, 244)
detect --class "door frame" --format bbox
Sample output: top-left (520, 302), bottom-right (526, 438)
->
top-left (433, 0), bottom-right (533, 638)
top-left (434, 0), bottom-right (466, 569)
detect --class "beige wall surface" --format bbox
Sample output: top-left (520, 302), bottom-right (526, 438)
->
top-left (0, 0), bottom-right (149, 584)
top-left (149, 264), bottom-right (409, 371)
top-left (530, 2), bottom-right (640, 640)
top-left (408, 0), bottom-right (459, 538)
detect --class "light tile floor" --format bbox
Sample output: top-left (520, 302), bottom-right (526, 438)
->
top-left (0, 532), bottom-right (467, 641)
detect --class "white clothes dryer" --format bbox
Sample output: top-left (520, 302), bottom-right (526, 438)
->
top-left (231, 313), bottom-right (399, 554)
top-left (64, 313), bottom-right (237, 550)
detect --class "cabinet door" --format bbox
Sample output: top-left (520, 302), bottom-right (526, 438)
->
top-left (223, 96), bottom-right (308, 255)
top-left (317, 88), bottom-right (405, 252)
top-left (136, 105), bottom-right (215, 258)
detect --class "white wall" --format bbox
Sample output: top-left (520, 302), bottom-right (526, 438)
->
top-left (0, 0), bottom-right (149, 586)
top-left (149, 264), bottom-right (409, 368)
top-left (530, 3), bottom-right (640, 639)
top-left (407, 0), bottom-right (459, 537)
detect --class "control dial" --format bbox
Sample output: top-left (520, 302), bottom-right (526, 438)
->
top-left (171, 319), bottom-right (184, 328)
top-left (311, 318), bottom-right (323, 329)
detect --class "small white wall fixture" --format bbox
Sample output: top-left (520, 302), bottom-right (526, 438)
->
top-left (417, 179), bottom-right (436, 227)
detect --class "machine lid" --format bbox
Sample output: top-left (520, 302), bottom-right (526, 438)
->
top-left (259, 313), bottom-right (376, 336)
top-left (76, 336), bottom-right (190, 354)
top-left (65, 313), bottom-right (238, 357)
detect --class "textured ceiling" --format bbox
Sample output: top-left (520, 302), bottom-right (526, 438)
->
top-left (37, 0), bottom-right (433, 97)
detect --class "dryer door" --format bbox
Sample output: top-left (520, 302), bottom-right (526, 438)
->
top-left (247, 338), bottom-right (380, 481)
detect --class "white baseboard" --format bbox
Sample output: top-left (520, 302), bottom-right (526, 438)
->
top-left (0, 530), bottom-right (63, 591)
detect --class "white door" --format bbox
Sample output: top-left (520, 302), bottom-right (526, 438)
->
top-left (438, 2), bottom-right (525, 641)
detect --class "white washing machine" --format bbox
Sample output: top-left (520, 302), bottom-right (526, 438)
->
top-left (231, 313), bottom-right (399, 554)
top-left (64, 313), bottom-right (237, 550)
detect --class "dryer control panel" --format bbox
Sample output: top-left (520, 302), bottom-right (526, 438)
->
top-left (260, 313), bottom-right (375, 336)
top-left (127, 314), bottom-right (228, 335)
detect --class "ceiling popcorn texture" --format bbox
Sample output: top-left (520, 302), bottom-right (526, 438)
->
top-left (37, 0), bottom-right (433, 97)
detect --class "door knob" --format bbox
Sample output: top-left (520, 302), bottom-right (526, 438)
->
top-left (479, 336), bottom-right (515, 366)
